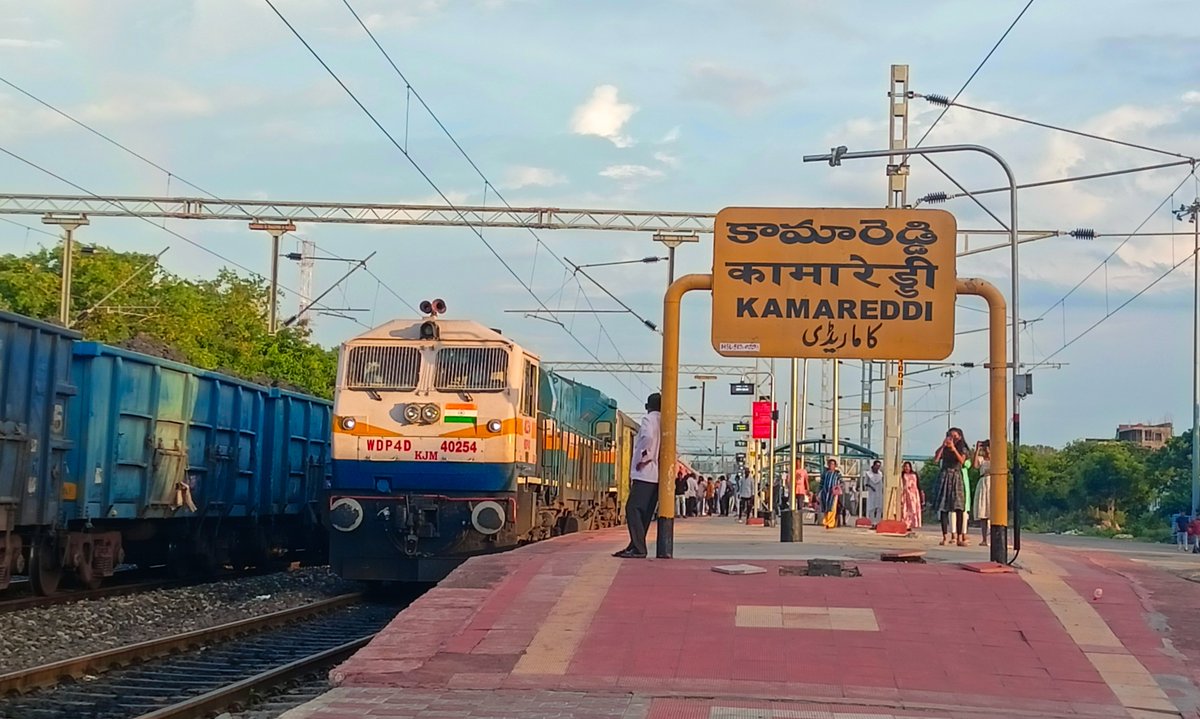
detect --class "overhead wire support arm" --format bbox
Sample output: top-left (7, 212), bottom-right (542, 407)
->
top-left (282, 251), bottom-right (377, 328)
top-left (565, 257), bottom-right (660, 333)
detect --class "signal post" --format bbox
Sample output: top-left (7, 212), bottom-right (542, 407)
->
top-left (657, 206), bottom-right (1011, 564)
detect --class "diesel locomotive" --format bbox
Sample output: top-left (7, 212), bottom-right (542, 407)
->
top-left (327, 302), bottom-right (637, 583)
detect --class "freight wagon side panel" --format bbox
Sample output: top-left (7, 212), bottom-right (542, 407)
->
top-left (0, 311), bottom-right (78, 530)
top-left (264, 389), bottom-right (331, 516)
top-left (70, 343), bottom-right (269, 522)
top-left (190, 377), bottom-right (264, 518)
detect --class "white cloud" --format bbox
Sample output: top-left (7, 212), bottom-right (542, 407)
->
top-left (501, 166), bottom-right (566, 190)
top-left (1183, 91), bottom-right (1200, 105)
top-left (599, 164), bottom-right (664, 181)
top-left (570, 85), bottom-right (636, 148)
top-left (661, 126), bottom-right (681, 143)
top-left (0, 37), bottom-right (60, 49)
top-left (653, 151), bottom-right (680, 168)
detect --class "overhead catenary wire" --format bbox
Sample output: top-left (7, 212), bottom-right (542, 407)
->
top-left (0, 73), bottom-right (405, 322)
top-left (919, 94), bottom-right (1196, 161)
top-left (262, 0), bottom-right (645, 402)
top-left (1032, 169), bottom-right (1196, 323)
top-left (336, 0), bottom-right (658, 399)
top-left (912, 0), bottom-right (1036, 149)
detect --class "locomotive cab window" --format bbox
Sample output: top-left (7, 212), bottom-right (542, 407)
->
top-left (434, 347), bottom-right (509, 392)
top-left (346, 345), bottom-right (421, 390)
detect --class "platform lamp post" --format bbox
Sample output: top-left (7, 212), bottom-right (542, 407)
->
top-left (42, 214), bottom-right (89, 328)
top-left (653, 232), bottom-right (699, 285)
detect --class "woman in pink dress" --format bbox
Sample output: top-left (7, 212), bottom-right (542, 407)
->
top-left (900, 461), bottom-right (923, 530)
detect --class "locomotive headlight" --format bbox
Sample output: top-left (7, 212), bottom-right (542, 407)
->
top-left (402, 404), bottom-right (422, 424)
top-left (486, 419), bottom-right (502, 433)
top-left (421, 403), bottom-right (441, 424)
top-left (339, 416), bottom-right (357, 431)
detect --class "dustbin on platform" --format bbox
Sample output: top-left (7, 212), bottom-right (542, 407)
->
top-left (780, 509), bottom-right (803, 542)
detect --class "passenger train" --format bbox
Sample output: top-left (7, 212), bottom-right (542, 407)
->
top-left (327, 302), bottom-right (639, 583)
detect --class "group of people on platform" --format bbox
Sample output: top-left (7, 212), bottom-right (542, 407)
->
top-left (790, 427), bottom-right (994, 547)
top-left (672, 472), bottom-right (757, 520)
top-left (615, 392), bottom-right (996, 559)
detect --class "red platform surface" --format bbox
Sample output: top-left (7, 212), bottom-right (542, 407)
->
top-left (285, 524), bottom-right (1200, 719)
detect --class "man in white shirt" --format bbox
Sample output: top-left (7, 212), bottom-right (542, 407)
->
top-left (615, 393), bottom-right (661, 559)
top-left (864, 459), bottom-right (884, 523)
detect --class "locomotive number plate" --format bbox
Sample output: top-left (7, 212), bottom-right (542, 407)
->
top-left (361, 437), bottom-right (482, 461)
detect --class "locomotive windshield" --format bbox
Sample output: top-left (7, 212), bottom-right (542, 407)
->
top-left (434, 346), bottom-right (509, 392)
top-left (346, 345), bottom-right (421, 390)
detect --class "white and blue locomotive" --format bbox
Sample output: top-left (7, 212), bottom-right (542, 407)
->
top-left (327, 303), bottom-right (637, 583)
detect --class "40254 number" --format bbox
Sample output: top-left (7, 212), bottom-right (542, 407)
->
top-left (440, 440), bottom-right (479, 453)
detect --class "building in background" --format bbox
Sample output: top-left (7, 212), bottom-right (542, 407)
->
top-left (1115, 422), bottom-right (1173, 450)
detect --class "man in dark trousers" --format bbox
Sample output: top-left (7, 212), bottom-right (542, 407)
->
top-left (614, 392), bottom-right (661, 559)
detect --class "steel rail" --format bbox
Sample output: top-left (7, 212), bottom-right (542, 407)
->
top-left (0, 593), bottom-right (362, 694)
top-left (132, 635), bottom-right (374, 719)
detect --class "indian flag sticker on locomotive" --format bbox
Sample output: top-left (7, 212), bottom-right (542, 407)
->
top-left (444, 403), bottom-right (478, 424)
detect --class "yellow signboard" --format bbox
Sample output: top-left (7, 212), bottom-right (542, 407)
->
top-left (711, 207), bottom-right (957, 359)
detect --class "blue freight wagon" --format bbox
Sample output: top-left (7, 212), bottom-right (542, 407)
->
top-left (0, 308), bottom-right (333, 594)
top-left (58, 342), bottom-right (332, 592)
top-left (0, 311), bottom-right (80, 592)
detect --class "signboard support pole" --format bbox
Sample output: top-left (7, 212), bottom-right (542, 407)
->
top-left (768, 360), bottom-right (776, 517)
top-left (800, 359), bottom-right (808, 473)
top-left (658, 273), bottom-right (713, 559)
top-left (958, 278), bottom-right (1009, 564)
top-left (789, 359), bottom-right (799, 511)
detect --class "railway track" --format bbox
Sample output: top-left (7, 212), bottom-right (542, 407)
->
top-left (0, 593), bottom-right (399, 719)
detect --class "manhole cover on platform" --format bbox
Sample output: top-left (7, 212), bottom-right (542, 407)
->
top-left (779, 559), bottom-right (861, 577)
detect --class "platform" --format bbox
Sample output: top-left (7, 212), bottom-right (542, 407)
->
top-left (283, 518), bottom-right (1200, 719)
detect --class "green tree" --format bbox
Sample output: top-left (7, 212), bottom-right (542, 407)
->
top-left (1058, 440), bottom-right (1151, 529)
top-left (1147, 430), bottom-right (1193, 516)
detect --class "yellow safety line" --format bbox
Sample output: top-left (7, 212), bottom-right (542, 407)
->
top-left (1017, 551), bottom-right (1178, 716)
top-left (511, 554), bottom-right (620, 675)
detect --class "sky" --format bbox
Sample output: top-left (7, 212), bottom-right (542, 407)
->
top-left (0, 0), bottom-right (1198, 460)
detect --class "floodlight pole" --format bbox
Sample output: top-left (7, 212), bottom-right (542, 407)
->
top-left (802, 143), bottom-right (1019, 564)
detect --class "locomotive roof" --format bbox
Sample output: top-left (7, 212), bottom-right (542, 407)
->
top-left (346, 318), bottom-right (535, 355)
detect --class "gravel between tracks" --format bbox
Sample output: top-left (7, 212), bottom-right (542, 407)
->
top-left (0, 567), bottom-right (360, 673)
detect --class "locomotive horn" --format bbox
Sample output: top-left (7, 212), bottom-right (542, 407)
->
top-left (432, 298), bottom-right (447, 315)
top-left (419, 300), bottom-right (433, 315)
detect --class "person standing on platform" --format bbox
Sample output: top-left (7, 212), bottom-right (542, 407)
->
top-left (614, 392), bottom-right (661, 559)
top-left (685, 472), bottom-right (698, 517)
top-left (864, 460), bottom-right (884, 524)
top-left (794, 461), bottom-right (809, 514)
top-left (737, 471), bottom-right (755, 522)
top-left (717, 475), bottom-right (729, 516)
top-left (933, 427), bottom-right (970, 547)
top-left (1174, 510), bottom-right (1191, 551)
top-left (973, 442), bottom-right (992, 546)
top-left (819, 458), bottom-right (842, 529)
top-left (705, 476), bottom-right (717, 515)
top-left (674, 470), bottom-right (687, 519)
top-left (900, 461), bottom-right (923, 531)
